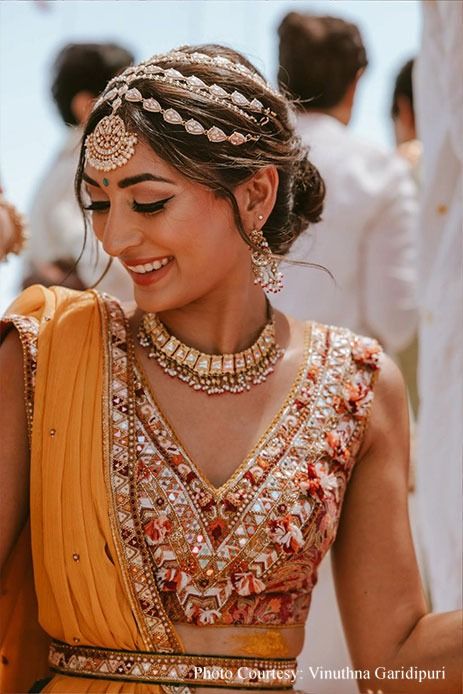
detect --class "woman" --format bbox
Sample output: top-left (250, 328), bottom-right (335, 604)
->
top-left (0, 44), bottom-right (460, 694)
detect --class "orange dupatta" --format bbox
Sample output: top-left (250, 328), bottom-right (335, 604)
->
top-left (0, 286), bottom-right (183, 693)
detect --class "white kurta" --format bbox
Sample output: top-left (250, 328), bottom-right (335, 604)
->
top-left (273, 112), bottom-right (418, 355)
top-left (276, 113), bottom-right (419, 694)
top-left (413, 0), bottom-right (463, 612)
top-left (27, 128), bottom-right (133, 302)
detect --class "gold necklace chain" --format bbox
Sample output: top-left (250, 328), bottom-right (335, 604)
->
top-left (137, 310), bottom-right (284, 395)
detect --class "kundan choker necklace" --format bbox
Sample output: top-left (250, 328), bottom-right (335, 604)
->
top-left (137, 308), bottom-right (284, 395)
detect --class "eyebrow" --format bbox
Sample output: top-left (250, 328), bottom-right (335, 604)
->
top-left (82, 172), bottom-right (176, 188)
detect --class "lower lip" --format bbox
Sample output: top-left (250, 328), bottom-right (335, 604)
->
top-left (126, 259), bottom-right (174, 286)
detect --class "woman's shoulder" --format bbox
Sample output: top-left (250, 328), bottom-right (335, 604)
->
top-left (3, 283), bottom-right (88, 317)
top-left (0, 285), bottom-right (106, 374)
top-left (2, 284), bottom-right (107, 331)
top-left (283, 311), bottom-right (384, 367)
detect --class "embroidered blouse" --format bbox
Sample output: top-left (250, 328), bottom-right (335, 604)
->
top-left (3, 291), bottom-right (381, 637)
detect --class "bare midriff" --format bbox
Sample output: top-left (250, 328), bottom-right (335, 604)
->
top-left (174, 623), bottom-right (306, 694)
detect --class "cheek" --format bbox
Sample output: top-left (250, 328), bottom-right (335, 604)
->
top-left (175, 229), bottom-right (240, 274)
top-left (171, 203), bottom-right (239, 265)
top-left (88, 214), bottom-right (106, 241)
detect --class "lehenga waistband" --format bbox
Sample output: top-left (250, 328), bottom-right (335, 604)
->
top-left (49, 640), bottom-right (298, 690)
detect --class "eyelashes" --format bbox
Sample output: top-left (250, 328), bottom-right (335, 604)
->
top-left (132, 196), bottom-right (174, 214)
top-left (83, 195), bottom-right (174, 216)
top-left (83, 201), bottom-right (109, 212)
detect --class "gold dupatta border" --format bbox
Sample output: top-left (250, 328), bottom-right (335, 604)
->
top-left (0, 314), bottom-right (39, 447)
top-left (98, 292), bottom-right (183, 652)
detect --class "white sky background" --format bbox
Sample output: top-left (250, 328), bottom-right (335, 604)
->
top-left (0, 0), bottom-right (421, 306)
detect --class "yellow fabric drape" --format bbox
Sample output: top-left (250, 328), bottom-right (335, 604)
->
top-left (1, 286), bottom-right (165, 693)
top-left (0, 522), bottom-right (50, 693)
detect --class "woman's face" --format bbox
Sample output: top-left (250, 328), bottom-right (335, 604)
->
top-left (83, 140), bottom-right (252, 313)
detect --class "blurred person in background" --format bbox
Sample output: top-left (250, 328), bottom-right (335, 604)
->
top-left (391, 58), bottom-right (422, 184)
top-left (24, 42), bottom-right (135, 300)
top-left (391, 58), bottom-right (421, 420)
top-left (273, 12), bottom-right (418, 358)
top-left (0, 186), bottom-right (27, 262)
top-left (273, 13), bottom-right (419, 693)
top-left (413, 0), bottom-right (463, 614)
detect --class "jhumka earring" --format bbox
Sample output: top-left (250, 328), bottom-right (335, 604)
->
top-left (250, 215), bottom-right (283, 293)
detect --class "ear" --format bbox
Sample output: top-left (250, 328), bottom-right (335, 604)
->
top-left (71, 90), bottom-right (96, 125)
top-left (233, 165), bottom-right (279, 232)
top-left (396, 95), bottom-right (415, 129)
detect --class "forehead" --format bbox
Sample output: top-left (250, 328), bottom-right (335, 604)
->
top-left (83, 138), bottom-right (180, 185)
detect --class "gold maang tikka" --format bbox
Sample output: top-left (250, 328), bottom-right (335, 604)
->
top-left (85, 114), bottom-right (138, 172)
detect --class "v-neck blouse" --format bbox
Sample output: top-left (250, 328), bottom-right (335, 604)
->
top-left (134, 319), bottom-right (313, 496)
top-left (6, 292), bottom-right (381, 631)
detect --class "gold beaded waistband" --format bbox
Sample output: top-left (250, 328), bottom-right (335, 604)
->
top-left (49, 640), bottom-right (298, 689)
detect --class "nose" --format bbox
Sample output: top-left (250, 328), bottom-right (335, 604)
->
top-left (99, 206), bottom-right (143, 259)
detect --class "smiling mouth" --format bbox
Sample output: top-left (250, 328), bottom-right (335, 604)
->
top-left (125, 257), bottom-right (172, 274)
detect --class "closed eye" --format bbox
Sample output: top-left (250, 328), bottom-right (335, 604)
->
top-left (83, 201), bottom-right (109, 212)
top-left (132, 195), bottom-right (175, 215)
top-left (83, 195), bottom-right (175, 216)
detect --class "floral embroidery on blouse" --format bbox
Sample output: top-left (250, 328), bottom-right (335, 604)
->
top-left (351, 336), bottom-right (382, 370)
top-left (104, 297), bottom-right (382, 630)
top-left (268, 514), bottom-right (305, 554)
top-left (144, 514), bottom-right (172, 545)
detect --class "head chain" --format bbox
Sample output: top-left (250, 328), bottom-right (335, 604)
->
top-left (85, 49), bottom-right (279, 170)
top-left (146, 49), bottom-right (281, 98)
top-left (102, 50), bottom-right (279, 129)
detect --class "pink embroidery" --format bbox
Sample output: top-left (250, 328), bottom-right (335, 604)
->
top-left (268, 514), bottom-right (304, 554)
top-left (232, 572), bottom-right (266, 596)
top-left (107, 296), bottom-right (381, 629)
top-left (158, 567), bottom-right (191, 592)
top-left (144, 515), bottom-right (172, 545)
top-left (352, 337), bottom-right (381, 370)
top-left (323, 420), bottom-right (355, 465)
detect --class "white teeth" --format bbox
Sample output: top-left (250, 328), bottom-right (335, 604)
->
top-left (129, 258), bottom-right (170, 274)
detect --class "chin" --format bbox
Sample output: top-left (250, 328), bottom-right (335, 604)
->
top-left (131, 261), bottom-right (224, 313)
top-left (132, 284), bottom-right (185, 315)
top-left (133, 288), bottom-right (167, 314)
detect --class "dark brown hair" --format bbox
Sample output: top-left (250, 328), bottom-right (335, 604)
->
top-left (52, 42), bottom-right (134, 126)
top-left (278, 13), bottom-right (368, 110)
top-left (76, 43), bottom-right (325, 261)
top-left (391, 58), bottom-right (415, 119)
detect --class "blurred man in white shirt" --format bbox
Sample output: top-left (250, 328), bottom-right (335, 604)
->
top-left (25, 43), bottom-right (135, 301)
top-left (274, 13), bottom-right (418, 694)
top-left (274, 12), bottom-right (418, 357)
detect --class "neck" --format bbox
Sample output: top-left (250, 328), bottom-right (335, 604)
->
top-left (325, 102), bottom-right (352, 125)
top-left (144, 283), bottom-right (270, 355)
top-left (305, 103), bottom-right (352, 126)
top-left (302, 80), bottom-right (357, 126)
